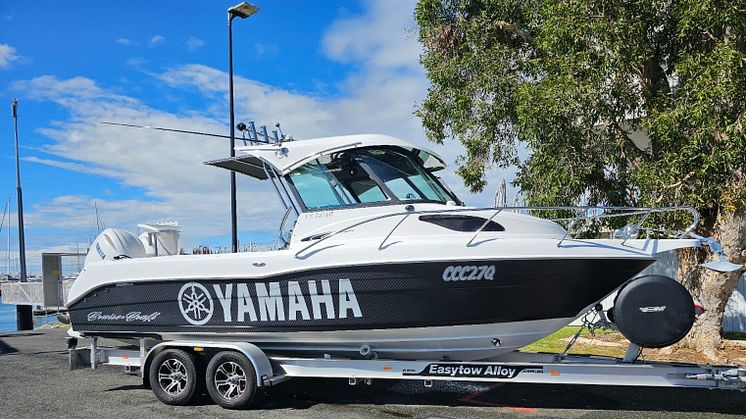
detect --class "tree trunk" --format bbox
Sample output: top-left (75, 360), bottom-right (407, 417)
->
top-left (677, 211), bottom-right (746, 360)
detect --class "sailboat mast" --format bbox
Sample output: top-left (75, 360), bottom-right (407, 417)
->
top-left (1, 197), bottom-right (8, 276)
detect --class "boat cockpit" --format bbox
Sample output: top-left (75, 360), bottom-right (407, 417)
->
top-left (206, 134), bottom-right (464, 246)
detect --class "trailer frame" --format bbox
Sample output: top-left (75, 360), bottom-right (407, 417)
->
top-left (67, 335), bottom-right (746, 405)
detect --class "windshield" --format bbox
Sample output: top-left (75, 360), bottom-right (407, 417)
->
top-left (287, 147), bottom-right (457, 211)
top-left (357, 149), bottom-right (452, 202)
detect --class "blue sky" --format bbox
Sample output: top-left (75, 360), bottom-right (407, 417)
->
top-left (0, 0), bottom-right (515, 274)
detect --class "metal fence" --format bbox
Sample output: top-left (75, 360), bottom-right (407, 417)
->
top-left (190, 241), bottom-right (283, 255)
top-left (1, 280), bottom-right (74, 307)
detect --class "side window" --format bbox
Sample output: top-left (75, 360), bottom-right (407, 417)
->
top-left (290, 162), bottom-right (348, 209)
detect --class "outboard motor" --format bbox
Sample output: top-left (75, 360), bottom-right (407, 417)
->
top-left (609, 275), bottom-right (696, 348)
top-left (84, 228), bottom-right (146, 266)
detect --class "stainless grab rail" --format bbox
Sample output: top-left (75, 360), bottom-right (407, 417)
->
top-left (466, 208), bottom-right (504, 247)
top-left (293, 205), bottom-right (701, 259)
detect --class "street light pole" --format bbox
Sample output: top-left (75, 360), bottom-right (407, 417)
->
top-left (227, 2), bottom-right (259, 253)
top-left (11, 99), bottom-right (33, 331)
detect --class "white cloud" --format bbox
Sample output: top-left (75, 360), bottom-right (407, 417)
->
top-left (253, 43), bottom-right (278, 58)
top-left (11, 74), bottom-right (284, 250)
top-left (10, 0), bottom-right (517, 258)
top-left (0, 43), bottom-right (20, 68)
top-left (186, 37), bottom-right (205, 52)
top-left (22, 156), bottom-right (118, 178)
top-left (126, 57), bottom-right (148, 66)
top-left (149, 35), bottom-right (166, 47)
top-left (115, 38), bottom-right (134, 46)
top-left (322, 0), bottom-right (421, 72)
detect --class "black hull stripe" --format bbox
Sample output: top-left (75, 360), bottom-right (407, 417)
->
top-left (69, 258), bottom-right (653, 334)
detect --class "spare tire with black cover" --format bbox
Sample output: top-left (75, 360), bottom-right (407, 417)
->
top-left (611, 275), bottom-right (695, 348)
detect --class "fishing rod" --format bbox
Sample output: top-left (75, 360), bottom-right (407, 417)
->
top-left (100, 121), bottom-right (273, 144)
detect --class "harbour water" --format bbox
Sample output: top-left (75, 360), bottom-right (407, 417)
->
top-left (0, 297), bottom-right (59, 332)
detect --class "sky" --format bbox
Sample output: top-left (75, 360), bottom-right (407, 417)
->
top-left (0, 0), bottom-right (517, 275)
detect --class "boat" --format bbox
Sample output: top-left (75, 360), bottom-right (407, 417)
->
top-left (65, 133), bottom-right (741, 361)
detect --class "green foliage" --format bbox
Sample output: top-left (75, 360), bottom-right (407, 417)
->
top-left (416, 0), bottom-right (746, 216)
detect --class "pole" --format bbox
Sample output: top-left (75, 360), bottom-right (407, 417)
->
top-left (12, 99), bottom-right (33, 330)
top-left (228, 14), bottom-right (239, 253)
top-left (6, 198), bottom-right (10, 276)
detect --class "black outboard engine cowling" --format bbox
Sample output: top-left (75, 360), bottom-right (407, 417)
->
top-left (609, 275), bottom-right (695, 348)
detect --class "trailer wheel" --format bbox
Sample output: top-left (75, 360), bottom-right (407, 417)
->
top-left (205, 351), bottom-right (257, 409)
top-left (149, 349), bottom-right (199, 405)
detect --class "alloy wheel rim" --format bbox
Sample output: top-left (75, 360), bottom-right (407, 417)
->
top-left (158, 358), bottom-right (188, 395)
top-left (214, 361), bottom-right (247, 399)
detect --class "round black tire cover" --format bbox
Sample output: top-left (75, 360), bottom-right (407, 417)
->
top-left (613, 275), bottom-right (695, 348)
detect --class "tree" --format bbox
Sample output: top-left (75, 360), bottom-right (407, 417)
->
top-left (415, 0), bottom-right (746, 358)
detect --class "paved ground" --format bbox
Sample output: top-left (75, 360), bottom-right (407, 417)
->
top-left (1, 329), bottom-right (745, 418)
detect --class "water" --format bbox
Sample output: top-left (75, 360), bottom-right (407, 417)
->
top-left (0, 297), bottom-right (59, 332)
top-left (0, 298), bottom-right (16, 332)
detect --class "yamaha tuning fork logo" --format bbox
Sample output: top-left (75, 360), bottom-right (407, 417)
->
top-left (178, 282), bottom-right (215, 325)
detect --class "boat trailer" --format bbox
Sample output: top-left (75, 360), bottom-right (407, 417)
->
top-left (68, 336), bottom-right (746, 409)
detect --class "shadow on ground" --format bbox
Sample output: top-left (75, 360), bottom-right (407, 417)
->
top-left (104, 377), bottom-right (746, 414)
top-left (251, 378), bottom-right (746, 415)
top-left (0, 338), bottom-right (19, 355)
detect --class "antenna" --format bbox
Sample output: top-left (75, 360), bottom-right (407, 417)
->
top-left (100, 121), bottom-right (269, 143)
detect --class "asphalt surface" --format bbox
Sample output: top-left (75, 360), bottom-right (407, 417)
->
top-left (1, 329), bottom-right (745, 418)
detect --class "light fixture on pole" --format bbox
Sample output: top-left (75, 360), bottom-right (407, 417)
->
top-left (229, 2), bottom-right (259, 19)
top-left (227, 2), bottom-right (259, 253)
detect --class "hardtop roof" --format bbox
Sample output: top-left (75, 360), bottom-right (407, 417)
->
top-left (205, 133), bottom-right (447, 180)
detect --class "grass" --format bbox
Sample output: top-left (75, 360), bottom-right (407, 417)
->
top-left (521, 326), bottom-right (627, 358)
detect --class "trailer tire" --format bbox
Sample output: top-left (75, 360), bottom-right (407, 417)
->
top-left (205, 351), bottom-right (257, 409)
top-left (149, 349), bottom-right (199, 405)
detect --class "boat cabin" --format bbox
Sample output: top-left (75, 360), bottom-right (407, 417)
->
top-left (205, 134), bottom-right (462, 246)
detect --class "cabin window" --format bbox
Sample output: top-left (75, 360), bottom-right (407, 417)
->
top-left (289, 157), bottom-right (389, 210)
